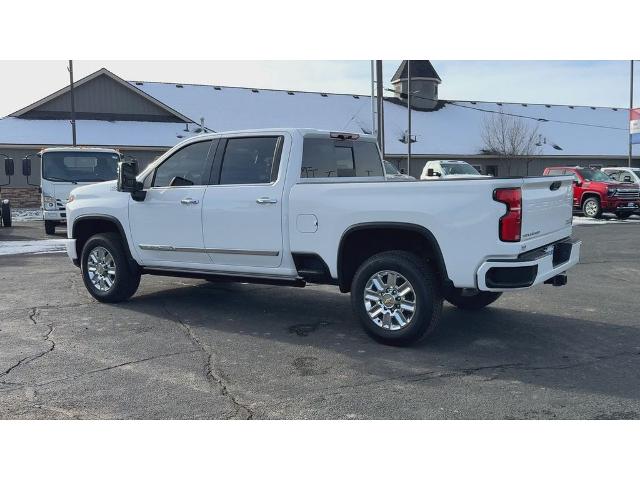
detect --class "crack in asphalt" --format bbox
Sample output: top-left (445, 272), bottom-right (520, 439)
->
top-left (299, 349), bottom-right (640, 398)
top-left (34, 349), bottom-right (199, 388)
top-left (160, 301), bottom-right (254, 420)
top-left (0, 350), bottom-right (199, 394)
top-left (0, 302), bottom-right (94, 317)
top-left (0, 308), bottom-right (55, 380)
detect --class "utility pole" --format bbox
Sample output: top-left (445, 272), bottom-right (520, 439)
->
top-left (375, 61), bottom-right (385, 156)
top-left (629, 60), bottom-right (634, 168)
top-left (407, 60), bottom-right (412, 175)
top-left (370, 61), bottom-right (377, 139)
top-left (68, 60), bottom-right (77, 146)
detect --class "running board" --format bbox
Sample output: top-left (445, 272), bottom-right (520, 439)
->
top-left (141, 267), bottom-right (306, 288)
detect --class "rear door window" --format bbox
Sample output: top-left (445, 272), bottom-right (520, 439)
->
top-left (218, 136), bottom-right (282, 185)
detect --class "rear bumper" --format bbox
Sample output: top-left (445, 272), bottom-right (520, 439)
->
top-left (476, 238), bottom-right (581, 291)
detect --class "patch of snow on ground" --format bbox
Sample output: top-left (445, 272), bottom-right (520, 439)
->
top-left (12, 208), bottom-right (44, 222)
top-left (0, 239), bottom-right (67, 256)
top-left (572, 215), bottom-right (640, 226)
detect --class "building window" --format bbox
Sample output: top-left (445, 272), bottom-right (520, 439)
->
top-left (485, 165), bottom-right (498, 177)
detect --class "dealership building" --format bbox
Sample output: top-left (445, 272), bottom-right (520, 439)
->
top-left (0, 61), bottom-right (637, 207)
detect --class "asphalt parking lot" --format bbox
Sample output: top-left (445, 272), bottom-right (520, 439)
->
top-left (1, 220), bottom-right (639, 419)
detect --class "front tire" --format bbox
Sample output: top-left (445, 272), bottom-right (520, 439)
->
top-left (350, 250), bottom-right (442, 346)
top-left (44, 220), bottom-right (56, 235)
top-left (582, 197), bottom-right (602, 218)
top-left (81, 232), bottom-right (140, 303)
top-left (444, 288), bottom-right (502, 310)
top-left (1, 201), bottom-right (11, 227)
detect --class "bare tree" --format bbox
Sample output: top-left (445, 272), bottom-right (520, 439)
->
top-left (480, 111), bottom-right (541, 175)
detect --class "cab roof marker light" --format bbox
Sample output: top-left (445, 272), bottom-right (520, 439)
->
top-left (330, 132), bottom-right (360, 140)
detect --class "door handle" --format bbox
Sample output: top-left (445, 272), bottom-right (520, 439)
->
top-left (256, 197), bottom-right (277, 204)
top-left (180, 197), bottom-right (199, 205)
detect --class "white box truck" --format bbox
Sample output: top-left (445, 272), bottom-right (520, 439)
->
top-left (22, 147), bottom-right (123, 234)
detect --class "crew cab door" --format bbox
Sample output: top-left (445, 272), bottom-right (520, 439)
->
top-left (201, 135), bottom-right (286, 269)
top-left (129, 139), bottom-right (216, 267)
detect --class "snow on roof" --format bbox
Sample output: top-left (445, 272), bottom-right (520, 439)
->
top-left (132, 81), bottom-right (631, 157)
top-left (382, 100), bottom-right (629, 157)
top-left (0, 77), bottom-right (631, 157)
top-left (133, 81), bottom-right (371, 136)
top-left (0, 117), bottom-right (200, 148)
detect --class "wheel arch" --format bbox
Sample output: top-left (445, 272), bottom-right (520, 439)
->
top-left (336, 222), bottom-right (450, 293)
top-left (580, 191), bottom-right (601, 207)
top-left (71, 214), bottom-right (138, 270)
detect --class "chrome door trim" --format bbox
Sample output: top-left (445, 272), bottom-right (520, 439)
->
top-left (139, 244), bottom-right (175, 251)
top-left (139, 244), bottom-right (279, 256)
top-left (206, 248), bottom-right (280, 256)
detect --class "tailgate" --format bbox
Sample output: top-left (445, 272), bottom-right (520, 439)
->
top-left (520, 176), bottom-right (573, 241)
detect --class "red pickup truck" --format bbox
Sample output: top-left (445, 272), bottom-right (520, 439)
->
top-left (543, 166), bottom-right (640, 219)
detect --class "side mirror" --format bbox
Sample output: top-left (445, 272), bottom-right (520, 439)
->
top-left (400, 168), bottom-right (406, 175)
top-left (22, 157), bottom-right (31, 177)
top-left (4, 157), bottom-right (14, 176)
top-left (623, 176), bottom-right (632, 182)
top-left (128, 159), bottom-right (139, 174)
top-left (427, 168), bottom-right (435, 177)
top-left (573, 179), bottom-right (582, 187)
top-left (117, 161), bottom-right (142, 191)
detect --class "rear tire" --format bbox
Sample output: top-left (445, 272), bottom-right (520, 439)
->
top-left (350, 250), bottom-right (442, 346)
top-left (615, 212), bottom-right (632, 220)
top-left (44, 220), bottom-right (56, 235)
top-left (444, 288), bottom-right (502, 310)
top-left (81, 232), bottom-right (140, 303)
top-left (1, 201), bottom-right (11, 227)
top-left (582, 197), bottom-right (602, 218)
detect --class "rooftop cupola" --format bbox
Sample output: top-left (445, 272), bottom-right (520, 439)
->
top-left (391, 60), bottom-right (441, 110)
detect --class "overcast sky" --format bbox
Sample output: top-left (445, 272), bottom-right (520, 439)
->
top-left (0, 60), bottom-right (636, 117)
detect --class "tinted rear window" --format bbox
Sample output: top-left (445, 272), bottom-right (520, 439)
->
top-left (301, 138), bottom-right (383, 178)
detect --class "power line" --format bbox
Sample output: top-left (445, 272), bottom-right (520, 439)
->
top-left (384, 87), bottom-right (627, 131)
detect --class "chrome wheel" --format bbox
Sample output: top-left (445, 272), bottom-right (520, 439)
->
top-left (86, 246), bottom-right (116, 292)
top-left (363, 270), bottom-right (416, 331)
top-left (584, 199), bottom-right (598, 217)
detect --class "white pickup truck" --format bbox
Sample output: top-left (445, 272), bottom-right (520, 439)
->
top-left (421, 160), bottom-right (488, 180)
top-left (63, 129), bottom-right (581, 345)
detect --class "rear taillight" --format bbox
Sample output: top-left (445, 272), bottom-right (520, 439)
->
top-left (493, 188), bottom-right (522, 242)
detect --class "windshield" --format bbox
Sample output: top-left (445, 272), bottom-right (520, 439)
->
top-left (42, 151), bottom-right (120, 183)
top-left (441, 163), bottom-right (480, 175)
top-left (383, 160), bottom-right (400, 175)
top-left (579, 168), bottom-right (612, 182)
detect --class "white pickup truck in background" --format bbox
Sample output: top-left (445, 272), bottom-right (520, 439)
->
top-left (421, 159), bottom-right (489, 180)
top-left (63, 129), bottom-right (581, 345)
